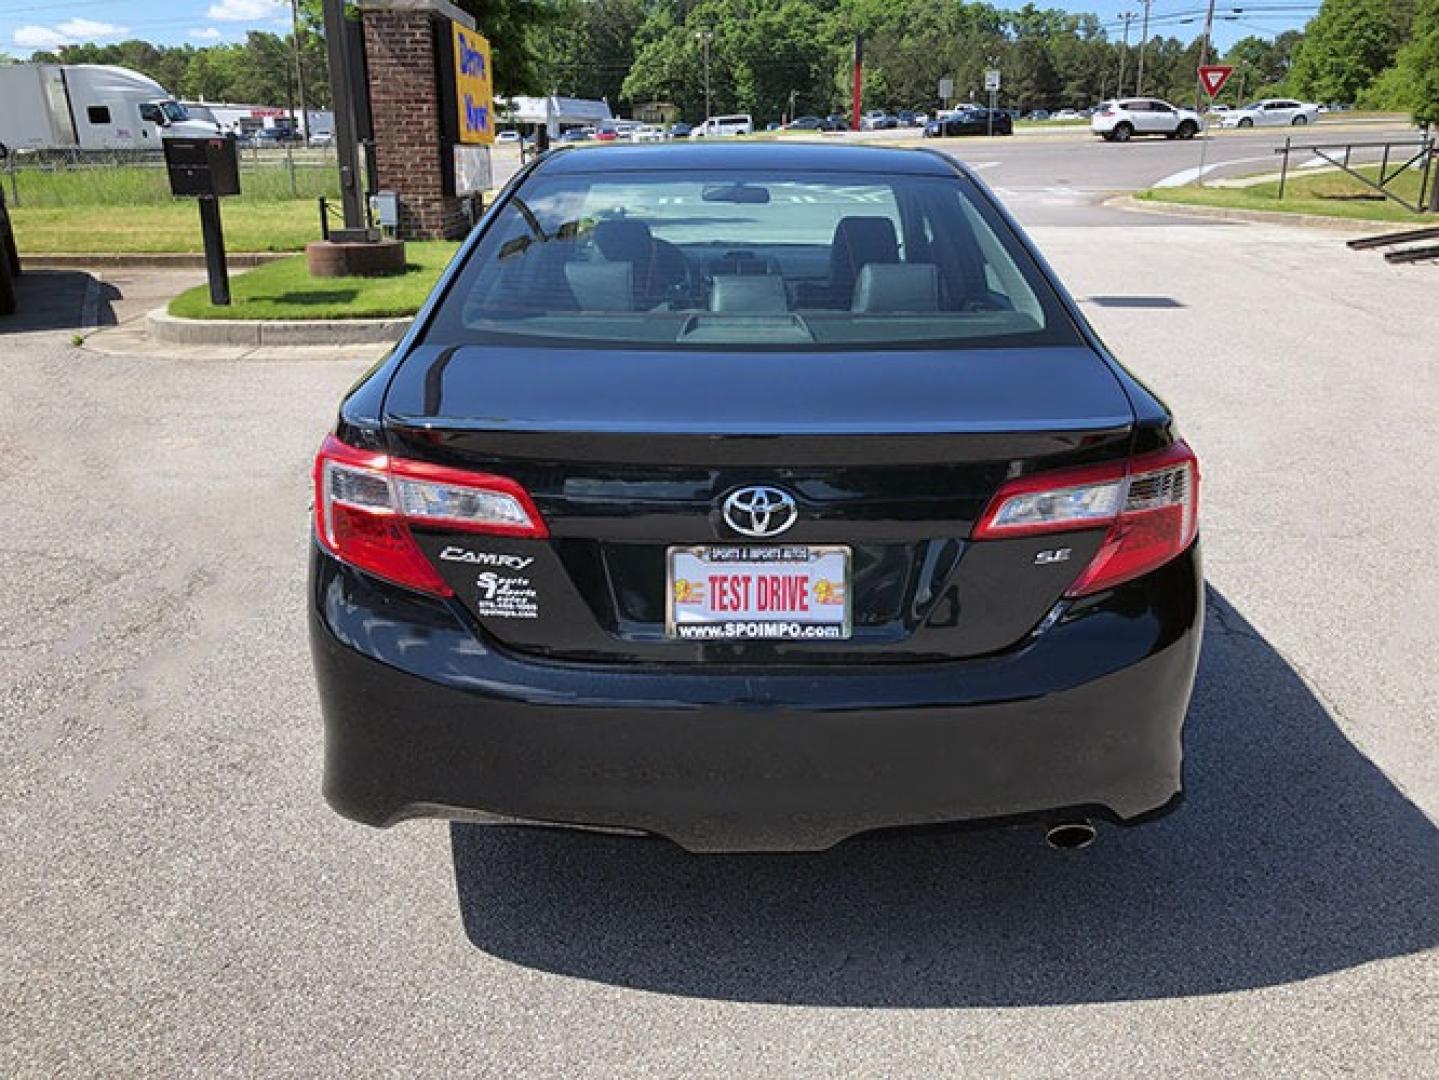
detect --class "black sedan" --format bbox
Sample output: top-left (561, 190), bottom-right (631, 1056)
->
top-left (924, 108), bottom-right (1015, 137)
top-left (784, 116), bottom-right (841, 131)
top-left (309, 142), bottom-right (1201, 853)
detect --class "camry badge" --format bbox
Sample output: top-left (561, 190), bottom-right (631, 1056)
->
top-left (722, 486), bottom-right (799, 538)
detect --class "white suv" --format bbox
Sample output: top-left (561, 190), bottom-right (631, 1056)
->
top-left (1091, 99), bottom-right (1204, 142)
top-left (689, 114), bottom-right (754, 138)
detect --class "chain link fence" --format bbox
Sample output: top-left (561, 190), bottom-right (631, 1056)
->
top-left (2, 144), bottom-right (340, 209)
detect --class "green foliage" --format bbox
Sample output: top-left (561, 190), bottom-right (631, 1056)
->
top-left (30, 34), bottom-right (331, 108)
top-left (1372, 0), bottom-right (1439, 124)
top-left (538, 0), bottom-right (648, 103)
top-left (1289, 0), bottom-right (1407, 102)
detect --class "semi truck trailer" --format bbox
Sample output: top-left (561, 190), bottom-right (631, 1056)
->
top-left (0, 64), bottom-right (221, 153)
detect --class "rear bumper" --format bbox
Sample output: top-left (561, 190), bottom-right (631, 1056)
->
top-left (310, 543), bottom-right (1203, 852)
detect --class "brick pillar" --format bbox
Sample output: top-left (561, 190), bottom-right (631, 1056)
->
top-left (360, 0), bottom-right (469, 240)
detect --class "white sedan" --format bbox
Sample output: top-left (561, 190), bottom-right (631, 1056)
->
top-left (1091, 98), bottom-right (1205, 141)
top-left (1220, 99), bottom-right (1322, 128)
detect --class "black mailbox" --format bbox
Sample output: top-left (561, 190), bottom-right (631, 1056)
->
top-left (162, 136), bottom-right (241, 198)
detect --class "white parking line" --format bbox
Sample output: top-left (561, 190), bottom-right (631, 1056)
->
top-left (1152, 155), bottom-right (1275, 188)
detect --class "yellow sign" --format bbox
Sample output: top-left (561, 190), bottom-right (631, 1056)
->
top-left (452, 23), bottom-right (494, 146)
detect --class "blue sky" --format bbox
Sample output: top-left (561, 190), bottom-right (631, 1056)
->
top-left (2, 0), bottom-right (1315, 60)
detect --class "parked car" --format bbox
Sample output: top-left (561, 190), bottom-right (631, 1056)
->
top-left (784, 116), bottom-right (840, 132)
top-left (860, 110), bottom-right (899, 130)
top-left (630, 124), bottom-right (666, 142)
top-left (309, 131), bottom-right (335, 147)
top-left (1052, 108), bottom-right (1082, 121)
top-left (667, 122), bottom-right (693, 138)
top-left (496, 130), bottom-right (521, 145)
top-left (1025, 109), bottom-right (1050, 121)
top-left (1091, 99), bottom-right (1204, 141)
top-left (255, 126), bottom-right (304, 147)
top-left (557, 128), bottom-right (590, 143)
top-left (923, 107), bottom-right (1014, 137)
top-left (1221, 99), bottom-right (1321, 127)
top-left (765, 121), bottom-right (782, 131)
top-left (308, 141), bottom-right (1203, 854)
top-left (689, 114), bottom-right (754, 137)
top-left (0, 146), bottom-right (18, 317)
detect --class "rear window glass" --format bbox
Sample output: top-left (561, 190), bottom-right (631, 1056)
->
top-left (425, 167), bottom-right (1080, 350)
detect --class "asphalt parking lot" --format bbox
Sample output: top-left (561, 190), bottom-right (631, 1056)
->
top-left (2, 201), bottom-right (1436, 1075)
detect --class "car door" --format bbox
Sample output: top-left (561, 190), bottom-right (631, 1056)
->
top-left (1147, 100), bottom-right (1179, 134)
top-left (1263, 101), bottom-right (1292, 126)
top-left (1130, 101), bottom-right (1163, 134)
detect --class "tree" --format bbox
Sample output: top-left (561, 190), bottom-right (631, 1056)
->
top-left (1362, 0), bottom-right (1439, 122)
top-left (1289, 0), bottom-right (1407, 102)
top-left (539, 0), bottom-right (648, 102)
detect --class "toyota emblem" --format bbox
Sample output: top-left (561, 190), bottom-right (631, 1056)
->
top-left (721, 486), bottom-right (798, 538)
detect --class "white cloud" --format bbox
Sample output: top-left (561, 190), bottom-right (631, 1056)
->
top-left (189, 27), bottom-right (224, 40)
top-left (14, 19), bottom-right (128, 50)
top-left (57, 19), bottom-right (127, 38)
top-left (205, 0), bottom-right (283, 21)
top-left (14, 25), bottom-right (69, 50)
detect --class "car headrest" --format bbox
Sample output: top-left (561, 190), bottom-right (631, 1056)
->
top-left (710, 275), bottom-right (788, 313)
top-left (593, 218), bottom-right (654, 262)
top-left (564, 261), bottom-right (634, 311)
top-left (830, 216), bottom-right (899, 282)
top-left (851, 263), bottom-right (940, 312)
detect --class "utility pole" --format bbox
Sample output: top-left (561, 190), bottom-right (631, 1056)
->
top-left (1196, 0), bottom-right (1218, 112)
top-left (1117, 12), bottom-right (1136, 102)
top-left (694, 29), bottom-right (714, 120)
top-left (1135, 0), bottom-right (1152, 96)
top-left (289, 0), bottom-right (309, 141)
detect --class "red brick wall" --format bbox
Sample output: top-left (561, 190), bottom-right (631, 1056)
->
top-left (362, 9), bottom-right (467, 240)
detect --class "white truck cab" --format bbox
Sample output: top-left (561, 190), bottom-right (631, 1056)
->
top-left (0, 64), bottom-right (221, 153)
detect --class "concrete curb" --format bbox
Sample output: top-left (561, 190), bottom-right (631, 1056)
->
top-left (20, 252), bottom-right (291, 270)
top-left (147, 306), bottom-right (411, 347)
top-left (1111, 195), bottom-right (1423, 233)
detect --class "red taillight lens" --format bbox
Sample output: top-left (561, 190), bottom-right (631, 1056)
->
top-left (973, 441), bottom-right (1199, 597)
top-left (312, 434), bottom-right (547, 597)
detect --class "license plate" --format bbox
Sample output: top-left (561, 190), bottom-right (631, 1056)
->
top-left (666, 545), bottom-right (851, 641)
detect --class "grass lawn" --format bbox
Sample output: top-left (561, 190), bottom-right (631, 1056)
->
top-left (168, 242), bottom-right (460, 320)
top-left (1138, 164), bottom-right (1434, 224)
top-left (12, 201), bottom-right (325, 253)
top-left (6, 157), bottom-right (338, 253)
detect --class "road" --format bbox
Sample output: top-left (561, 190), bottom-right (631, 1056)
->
top-left (2, 202), bottom-right (1437, 1076)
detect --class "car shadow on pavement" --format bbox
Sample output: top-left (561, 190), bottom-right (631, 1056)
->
top-left (450, 588), bottom-right (1439, 1006)
top-left (0, 269), bottom-right (119, 334)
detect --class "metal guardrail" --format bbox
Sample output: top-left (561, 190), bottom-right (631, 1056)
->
top-left (1276, 135), bottom-right (1438, 214)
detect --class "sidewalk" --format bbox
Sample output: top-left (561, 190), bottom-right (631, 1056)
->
top-left (56, 265), bottom-right (392, 362)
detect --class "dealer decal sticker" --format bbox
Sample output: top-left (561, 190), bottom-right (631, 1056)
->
top-left (475, 571), bottom-right (539, 619)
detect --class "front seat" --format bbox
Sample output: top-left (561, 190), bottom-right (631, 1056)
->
top-left (591, 219), bottom-right (688, 309)
top-left (828, 216), bottom-right (899, 307)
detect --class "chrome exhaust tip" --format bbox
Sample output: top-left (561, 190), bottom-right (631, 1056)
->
top-left (1044, 819), bottom-right (1097, 850)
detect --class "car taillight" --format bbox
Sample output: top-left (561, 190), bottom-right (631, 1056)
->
top-left (312, 434), bottom-right (547, 597)
top-left (973, 441), bottom-right (1199, 597)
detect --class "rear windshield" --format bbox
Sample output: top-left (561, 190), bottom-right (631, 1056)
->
top-left (425, 167), bottom-right (1081, 350)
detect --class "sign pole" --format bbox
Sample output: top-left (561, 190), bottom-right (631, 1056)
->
top-left (198, 196), bottom-right (230, 306)
top-left (1194, 65), bottom-right (1234, 188)
top-left (984, 67), bottom-right (1001, 137)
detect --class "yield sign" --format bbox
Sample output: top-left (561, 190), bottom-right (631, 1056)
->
top-left (1198, 65), bottom-right (1235, 98)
